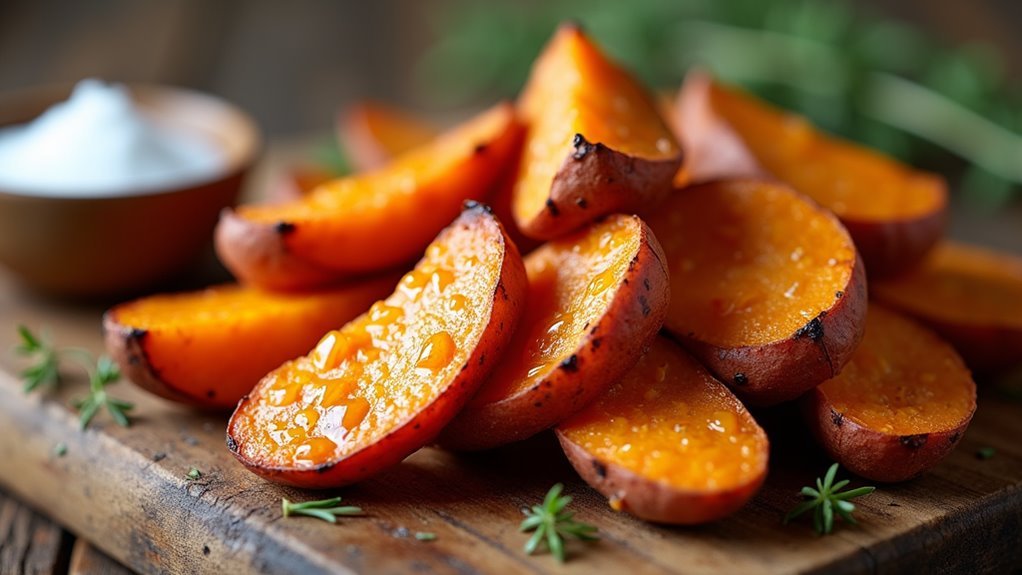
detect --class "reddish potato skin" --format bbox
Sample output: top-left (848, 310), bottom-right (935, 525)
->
top-left (438, 218), bottom-right (670, 451)
top-left (103, 320), bottom-right (198, 407)
top-left (557, 431), bottom-right (766, 524)
top-left (675, 70), bottom-right (946, 279)
top-left (214, 209), bottom-right (345, 291)
top-left (522, 135), bottom-right (681, 240)
top-left (227, 205), bottom-right (528, 488)
top-left (669, 255), bottom-right (868, 407)
top-left (801, 387), bottom-right (974, 483)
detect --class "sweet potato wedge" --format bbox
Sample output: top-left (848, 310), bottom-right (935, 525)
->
top-left (872, 241), bottom-right (1022, 373)
top-left (216, 102), bottom-right (522, 290)
top-left (512, 23), bottom-right (683, 240)
top-left (339, 101), bottom-right (438, 172)
top-left (675, 71), bottom-right (946, 277)
top-left (227, 203), bottom-right (526, 488)
top-left (802, 304), bottom-right (976, 482)
top-left (439, 214), bottom-right (669, 451)
top-left (103, 278), bottom-right (395, 409)
top-left (647, 180), bottom-right (867, 406)
top-left (556, 336), bottom-right (769, 524)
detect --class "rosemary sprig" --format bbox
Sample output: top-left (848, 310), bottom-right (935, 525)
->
top-left (784, 463), bottom-right (875, 535)
top-left (281, 497), bottom-right (363, 524)
top-left (72, 356), bottom-right (133, 429)
top-left (520, 483), bottom-right (599, 562)
top-left (15, 325), bottom-right (60, 392)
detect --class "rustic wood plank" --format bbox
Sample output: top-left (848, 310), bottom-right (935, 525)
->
top-left (0, 491), bottom-right (72, 575)
top-left (69, 539), bottom-right (134, 575)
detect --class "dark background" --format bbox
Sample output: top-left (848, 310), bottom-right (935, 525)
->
top-left (2, 0), bottom-right (1019, 137)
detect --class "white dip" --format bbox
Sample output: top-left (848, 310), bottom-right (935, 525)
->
top-left (0, 79), bottom-right (223, 197)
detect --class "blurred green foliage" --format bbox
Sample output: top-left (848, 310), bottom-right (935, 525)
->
top-left (417, 0), bottom-right (1022, 205)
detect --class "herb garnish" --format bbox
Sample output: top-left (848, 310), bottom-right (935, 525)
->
top-left (977, 447), bottom-right (996, 460)
top-left (281, 497), bottom-right (362, 523)
top-left (186, 467), bottom-right (202, 481)
top-left (15, 326), bottom-right (62, 392)
top-left (784, 463), bottom-right (875, 535)
top-left (72, 356), bottom-right (133, 429)
top-left (414, 532), bottom-right (437, 542)
top-left (520, 483), bottom-right (599, 562)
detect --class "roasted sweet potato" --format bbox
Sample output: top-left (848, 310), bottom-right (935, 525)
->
top-left (803, 305), bottom-right (976, 482)
top-left (675, 71), bottom-right (946, 277)
top-left (872, 241), bottom-right (1022, 373)
top-left (440, 214), bottom-right (669, 450)
top-left (512, 23), bottom-right (683, 240)
top-left (227, 204), bottom-right (526, 488)
top-left (557, 336), bottom-right (769, 524)
top-left (104, 278), bottom-right (395, 409)
top-left (216, 103), bottom-right (522, 290)
top-left (339, 101), bottom-right (437, 172)
top-left (647, 180), bottom-right (867, 406)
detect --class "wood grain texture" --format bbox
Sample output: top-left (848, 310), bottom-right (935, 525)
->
top-left (0, 268), bottom-right (1021, 575)
top-left (0, 491), bottom-right (72, 575)
top-left (69, 540), bottom-right (133, 575)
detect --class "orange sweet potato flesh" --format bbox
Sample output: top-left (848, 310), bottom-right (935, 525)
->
top-left (647, 180), bottom-right (867, 406)
top-left (803, 305), bottom-right (976, 482)
top-left (439, 214), bottom-right (669, 451)
top-left (103, 278), bottom-right (395, 409)
top-left (339, 101), bottom-right (438, 172)
top-left (513, 23), bottom-right (683, 240)
top-left (872, 241), bottom-right (1022, 373)
top-left (557, 336), bottom-right (769, 524)
top-left (227, 204), bottom-right (526, 488)
top-left (675, 71), bottom-right (946, 277)
top-left (215, 102), bottom-right (522, 290)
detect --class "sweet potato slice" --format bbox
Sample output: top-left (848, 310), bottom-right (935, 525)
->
top-left (675, 71), bottom-right (946, 277)
top-left (647, 180), bottom-right (867, 406)
top-left (439, 214), bottom-right (669, 451)
top-left (227, 204), bottom-right (526, 488)
top-left (339, 101), bottom-right (438, 172)
top-left (872, 241), bottom-right (1022, 373)
top-left (556, 336), bottom-right (769, 524)
top-left (103, 278), bottom-right (395, 409)
top-left (803, 305), bottom-right (976, 482)
top-left (512, 23), bottom-right (683, 240)
top-left (216, 102), bottom-right (522, 290)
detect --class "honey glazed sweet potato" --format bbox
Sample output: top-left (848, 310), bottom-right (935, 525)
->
top-left (802, 304), bottom-right (976, 482)
top-left (557, 336), bottom-right (769, 524)
top-left (512, 23), bottom-right (683, 240)
top-left (227, 203), bottom-right (526, 488)
top-left (216, 102), bottom-right (522, 290)
top-left (647, 179), bottom-right (867, 406)
top-left (675, 70), bottom-right (947, 277)
top-left (440, 214), bottom-right (669, 451)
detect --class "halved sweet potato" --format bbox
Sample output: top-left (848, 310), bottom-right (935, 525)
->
top-left (675, 71), bottom-right (947, 277)
top-left (512, 23), bottom-right (683, 240)
top-left (872, 241), bottom-right (1022, 373)
top-left (439, 214), bottom-right (669, 451)
top-left (556, 336), bottom-right (769, 524)
top-left (803, 304), bottom-right (976, 482)
top-left (227, 204), bottom-right (526, 488)
top-left (216, 102), bottom-right (522, 290)
top-left (103, 277), bottom-right (395, 409)
top-left (647, 180), bottom-right (867, 406)
top-left (339, 101), bottom-right (438, 172)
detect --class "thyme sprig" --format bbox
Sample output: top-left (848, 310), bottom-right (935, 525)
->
top-left (784, 463), bottom-right (875, 535)
top-left (282, 497), bottom-right (363, 524)
top-left (520, 483), bottom-right (599, 562)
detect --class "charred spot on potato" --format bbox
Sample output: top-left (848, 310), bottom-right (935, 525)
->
top-left (639, 295), bottom-right (651, 317)
top-left (591, 337), bottom-right (602, 349)
top-left (273, 221), bottom-right (296, 235)
top-left (794, 313), bottom-right (827, 341)
top-left (462, 199), bottom-right (493, 214)
top-left (899, 434), bottom-right (929, 450)
top-left (830, 409), bottom-right (844, 427)
top-left (473, 143), bottom-right (489, 155)
top-left (534, 401), bottom-right (543, 408)
top-left (835, 291), bottom-right (844, 299)
top-left (948, 432), bottom-right (961, 445)
top-left (733, 373), bottom-right (748, 387)
top-left (575, 197), bottom-right (588, 209)
top-left (571, 133), bottom-right (595, 160)
top-left (592, 459), bottom-right (608, 479)
top-left (203, 546), bottom-right (211, 556)
top-left (643, 278), bottom-right (651, 291)
top-left (226, 435), bottom-right (239, 453)
top-left (545, 198), bottom-right (560, 217)
top-left (206, 390), bottom-right (216, 399)
top-left (560, 354), bottom-right (580, 372)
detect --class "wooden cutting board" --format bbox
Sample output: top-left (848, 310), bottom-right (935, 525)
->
top-left (1, 269), bottom-right (1022, 575)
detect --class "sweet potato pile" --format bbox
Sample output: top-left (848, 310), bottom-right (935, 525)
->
top-left (104, 22), bottom-right (1019, 525)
